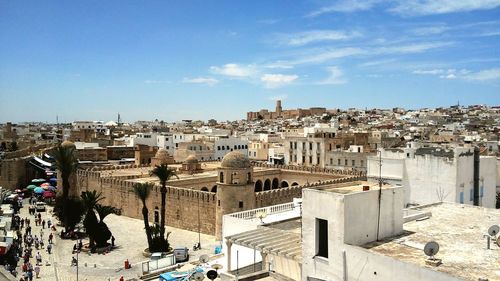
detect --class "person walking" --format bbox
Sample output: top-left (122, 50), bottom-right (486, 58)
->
top-left (34, 265), bottom-right (40, 278)
top-left (46, 243), bottom-right (52, 254)
top-left (41, 220), bottom-right (45, 229)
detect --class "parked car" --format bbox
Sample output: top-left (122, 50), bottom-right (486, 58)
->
top-left (173, 247), bottom-right (189, 262)
top-left (35, 202), bottom-right (46, 212)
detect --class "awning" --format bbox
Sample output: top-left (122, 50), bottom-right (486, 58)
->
top-left (33, 156), bottom-right (52, 167)
top-left (225, 227), bottom-right (302, 261)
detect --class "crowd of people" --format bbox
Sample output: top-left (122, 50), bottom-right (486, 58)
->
top-left (3, 196), bottom-right (56, 280)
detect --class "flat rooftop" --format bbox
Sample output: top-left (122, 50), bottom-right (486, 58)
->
top-left (313, 181), bottom-right (393, 194)
top-left (363, 203), bottom-right (500, 281)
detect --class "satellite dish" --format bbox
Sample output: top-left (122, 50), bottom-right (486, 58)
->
top-left (256, 211), bottom-right (267, 222)
top-left (191, 272), bottom-right (204, 281)
top-left (488, 225), bottom-right (499, 236)
top-left (211, 263), bottom-right (223, 270)
top-left (206, 270), bottom-right (218, 280)
top-left (199, 254), bottom-right (209, 263)
top-left (423, 241), bottom-right (440, 259)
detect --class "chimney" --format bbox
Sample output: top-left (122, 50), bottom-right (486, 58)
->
top-left (473, 146), bottom-right (480, 206)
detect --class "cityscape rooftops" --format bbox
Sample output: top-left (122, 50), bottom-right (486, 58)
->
top-left (363, 203), bottom-right (500, 281)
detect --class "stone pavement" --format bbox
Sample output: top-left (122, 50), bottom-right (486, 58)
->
top-left (14, 199), bottom-right (221, 281)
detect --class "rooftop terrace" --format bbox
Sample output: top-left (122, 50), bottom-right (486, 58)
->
top-left (364, 203), bottom-right (500, 281)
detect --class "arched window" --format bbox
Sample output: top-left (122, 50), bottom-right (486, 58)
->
top-left (211, 185), bottom-right (218, 193)
top-left (255, 180), bottom-right (263, 192)
top-left (264, 179), bottom-right (271, 191)
top-left (220, 172), bottom-right (224, 183)
top-left (201, 187), bottom-right (209, 192)
top-left (281, 181), bottom-right (289, 188)
top-left (291, 182), bottom-right (299, 186)
top-left (154, 207), bottom-right (160, 225)
top-left (272, 178), bottom-right (279, 189)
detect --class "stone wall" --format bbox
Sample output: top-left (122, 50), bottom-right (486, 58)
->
top-left (76, 170), bottom-right (217, 235)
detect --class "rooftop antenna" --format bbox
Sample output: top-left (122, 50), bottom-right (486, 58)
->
top-left (423, 241), bottom-right (441, 266)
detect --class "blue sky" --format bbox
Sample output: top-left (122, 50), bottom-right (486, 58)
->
top-left (1, 0), bottom-right (500, 123)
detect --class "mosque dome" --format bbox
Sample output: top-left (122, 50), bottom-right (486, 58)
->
top-left (185, 155), bottom-right (199, 164)
top-left (155, 148), bottom-right (170, 162)
top-left (221, 151), bottom-right (251, 169)
top-left (61, 140), bottom-right (76, 148)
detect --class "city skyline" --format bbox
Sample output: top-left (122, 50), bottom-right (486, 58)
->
top-left (1, 0), bottom-right (500, 123)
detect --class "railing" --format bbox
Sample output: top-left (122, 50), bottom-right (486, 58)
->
top-left (141, 254), bottom-right (176, 274)
top-left (229, 202), bottom-right (297, 220)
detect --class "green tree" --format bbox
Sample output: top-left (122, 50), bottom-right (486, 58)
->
top-left (150, 164), bottom-right (178, 250)
top-left (93, 204), bottom-right (120, 247)
top-left (133, 182), bottom-right (154, 250)
top-left (81, 190), bottom-right (104, 247)
top-left (51, 144), bottom-right (78, 199)
top-left (53, 196), bottom-right (85, 231)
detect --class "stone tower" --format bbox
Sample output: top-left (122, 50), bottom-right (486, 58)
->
top-left (276, 100), bottom-right (282, 116)
top-left (215, 151), bottom-right (255, 239)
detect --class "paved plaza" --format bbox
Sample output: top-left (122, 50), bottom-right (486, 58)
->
top-left (14, 199), bottom-right (221, 281)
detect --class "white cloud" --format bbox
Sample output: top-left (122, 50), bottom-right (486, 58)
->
top-left (375, 42), bottom-right (453, 54)
top-left (261, 74), bottom-right (298, 88)
top-left (144, 80), bottom-right (170, 84)
top-left (390, 0), bottom-right (500, 16)
top-left (307, 0), bottom-right (383, 17)
top-left (411, 25), bottom-right (449, 36)
top-left (317, 67), bottom-right (347, 85)
top-left (464, 68), bottom-right (500, 81)
top-left (182, 77), bottom-right (218, 86)
top-left (279, 30), bottom-right (362, 46)
top-left (308, 0), bottom-right (500, 17)
top-left (413, 69), bottom-right (445, 75)
top-left (210, 63), bottom-right (257, 78)
top-left (412, 68), bottom-right (500, 81)
top-left (293, 47), bottom-right (364, 65)
top-left (265, 61), bottom-right (294, 69)
top-left (269, 94), bottom-right (288, 101)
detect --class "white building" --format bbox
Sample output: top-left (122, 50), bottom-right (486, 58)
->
top-left (367, 146), bottom-right (497, 208)
top-left (214, 137), bottom-right (249, 161)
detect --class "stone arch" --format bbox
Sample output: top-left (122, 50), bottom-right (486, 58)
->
top-left (255, 180), bottom-right (263, 192)
top-left (272, 178), bottom-right (280, 189)
top-left (281, 181), bottom-right (289, 188)
top-left (291, 182), bottom-right (299, 186)
top-left (201, 187), bottom-right (209, 192)
top-left (211, 185), bottom-right (217, 193)
top-left (264, 179), bottom-right (271, 191)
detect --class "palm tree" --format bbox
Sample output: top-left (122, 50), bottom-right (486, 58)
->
top-left (133, 182), bottom-right (154, 250)
top-left (150, 164), bottom-right (178, 242)
top-left (81, 190), bottom-right (104, 247)
top-left (52, 144), bottom-right (78, 199)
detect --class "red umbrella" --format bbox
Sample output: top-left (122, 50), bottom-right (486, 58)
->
top-left (43, 191), bottom-right (55, 198)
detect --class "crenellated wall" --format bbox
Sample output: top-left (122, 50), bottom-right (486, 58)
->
top-left (74, 162), bottom-right (363, 237)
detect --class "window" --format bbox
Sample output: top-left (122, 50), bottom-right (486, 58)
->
top-left (358, 147), bottom-right (361, 153)
top-left (309, 143), bottom-right (313, 150)
top-left (352, 160), bottom-right (355, 166)
top-left (317, 157), bottom-right (320, 164)
top-left (290, 142), bottom-right (293, 148)
top-left (469, 189), bottom-right (473, 201)
top-left (217, 146), bottom-right (220, 150)
top-left (316, 218), bottom-right (328, 258)
top-left (338, 159), bottom-right (341, 165)
top-left (220, 172), bottom-right (224, 183)
top-left (309, 156), bottom-right (312, 164)
top-left (239, 201), bottom-right (243, 208)
top-left (294, 155), bottom-right (297, 162)
top-left (360, 160), bottom-right (364, 166)
top-left (302, 156), bottom-right (305, 163)
top-left (459, 192), bottom-right (464, 204)
top-left (330, 158), bottom-right (333, 165)
top-left (345, 159), bottom-right (348, 165)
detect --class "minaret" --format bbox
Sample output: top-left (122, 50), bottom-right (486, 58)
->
top-left (276, 100), bottom-right (283, 116)
top-left (215, 151), bottom-right (255, 240)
